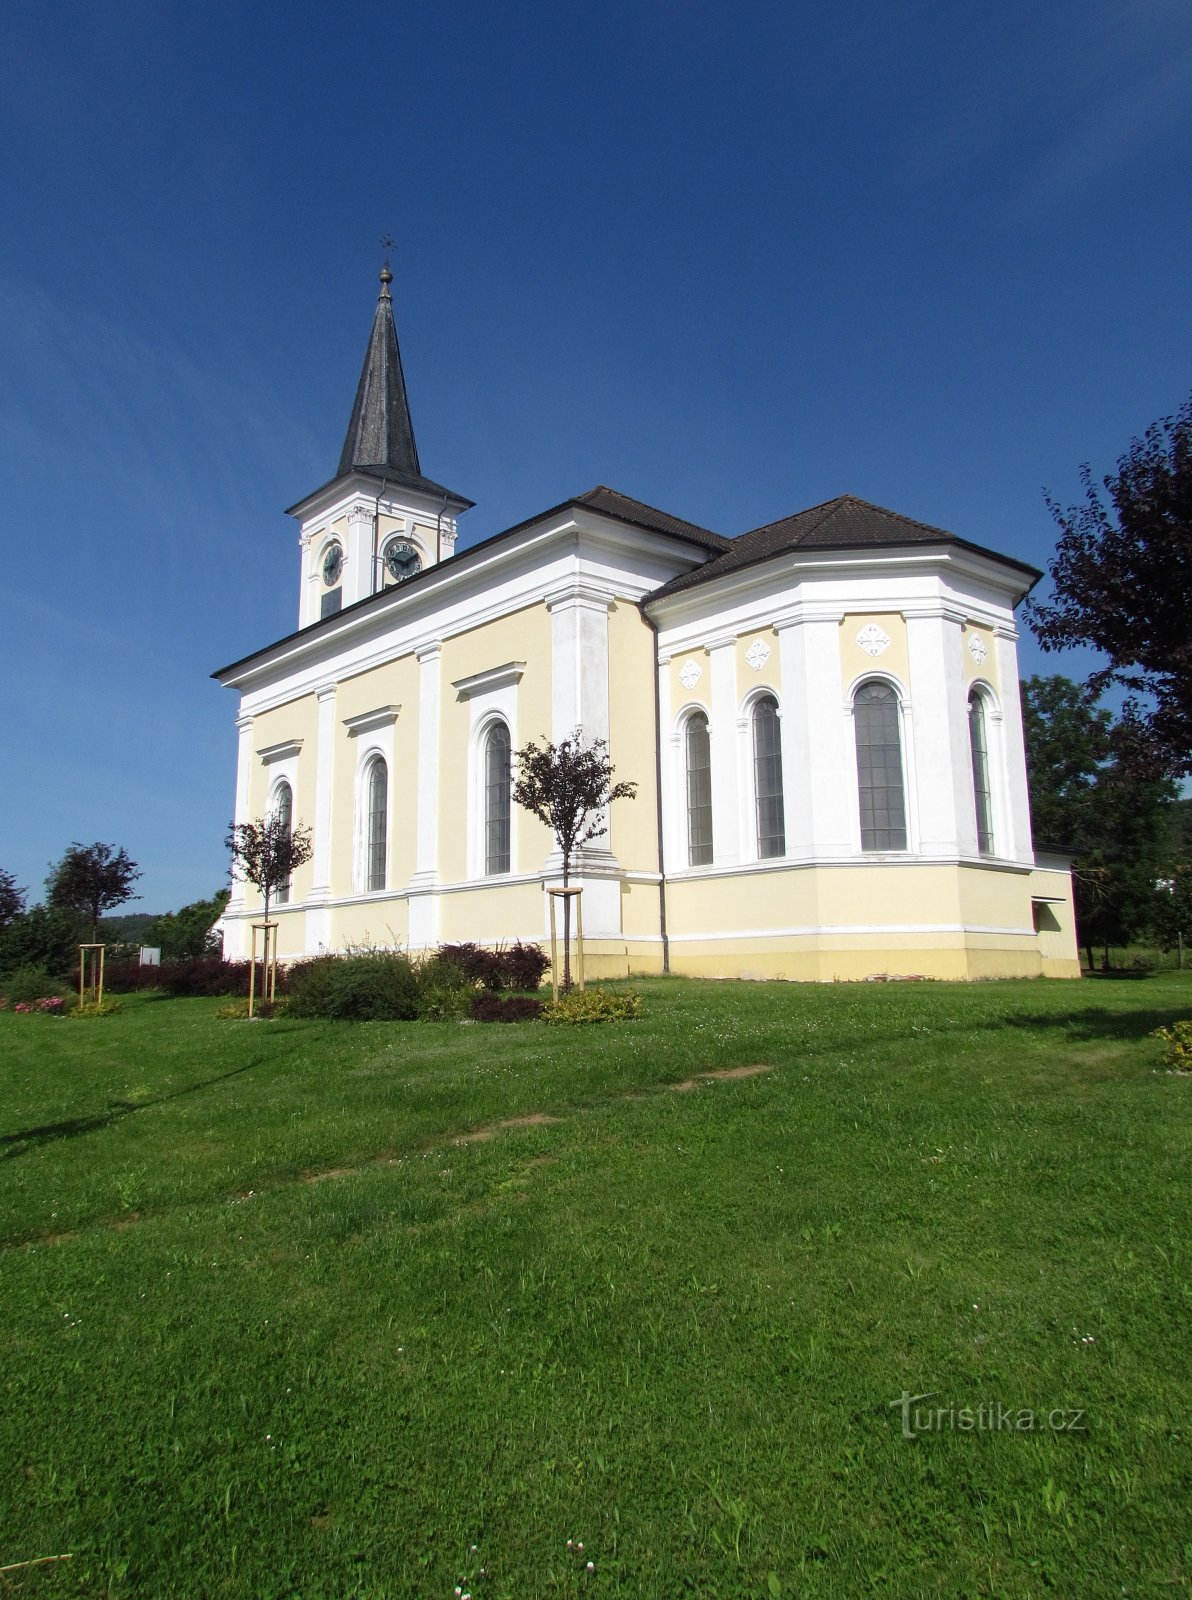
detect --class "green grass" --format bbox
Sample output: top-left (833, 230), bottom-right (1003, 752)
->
top-left (2, 976), bottom-right (1190, 1599)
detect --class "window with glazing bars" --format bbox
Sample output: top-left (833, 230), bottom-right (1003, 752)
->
top-left (273, 781), bottom-right (293, 904)
top-left (752, 695), bottom-right (785, 858)
top-left (968, 692), bottom-right (994, 854)
top-left (366, 759), bottom-right (387, 891)
top-left (485, 723), bottom-right (511, 874)
top-left (686, 711), bottom-right (713, 865)
top-left (854, 682), bottom-right (907, 850)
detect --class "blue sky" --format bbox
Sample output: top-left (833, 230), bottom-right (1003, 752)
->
top-left (2, 0), bottom-right (1190, 912)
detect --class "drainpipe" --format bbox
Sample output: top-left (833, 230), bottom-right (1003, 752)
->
top-left (436, 490), bottom-right (449, 565)
top-left (641, 603), bottom-right (671, 974)
top-left (372, 480), bottom-right (391, 593)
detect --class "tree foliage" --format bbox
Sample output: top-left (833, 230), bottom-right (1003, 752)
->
top-left (512, 731), bottom-right (637, 988)
top-left (0, 869), bottom-right (26, 931)
top-left (1022, 675), bottom-right (1176, 966)
top-left (46, 842), bottom-right (141, 941)
top-left (144, 889), bottom-right (230, 962)
top-left (226, 814), bottom-right (313, 926)
top-left (1025, 394), bottom-right (1192, 774)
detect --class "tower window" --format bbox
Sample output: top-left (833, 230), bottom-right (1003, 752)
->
top-left (752, 694), bottom-right (785, 858)
top-left (854, 681), bottom-right (907, 850)
top-left (273, 781), bottom-right (293, 905)
top-left (484, 722), bottom-right (512, 875)
top-left (366, 758), bottom-right (388, 891)
top-left (969, 691), bottom-right (994, 854)
top-left (685, 711), bottom-right (713, 866)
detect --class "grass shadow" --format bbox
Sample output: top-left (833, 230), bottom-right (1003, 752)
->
top-left (0, 1058), bottom-right (266, 1160)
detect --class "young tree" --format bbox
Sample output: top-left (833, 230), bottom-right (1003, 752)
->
top-left (1022, 676), bottom-right (1176, 968)
top-left (512, 730), bottom-right (637, 989)
top-left (0, 868), bottom-right (26, 931)
top-left (1025, 393), bottom-right (1192, 774)
top-left (225, 815), bottom-right (313, 931)
top-left (46, 842), bottom-right (142, 941)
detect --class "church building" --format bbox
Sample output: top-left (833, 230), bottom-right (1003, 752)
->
top-left (214, 267), bottom-right (1079, 980)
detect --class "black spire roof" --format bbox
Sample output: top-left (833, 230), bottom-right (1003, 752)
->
top-left (329, 263), bottom-right (471, 508)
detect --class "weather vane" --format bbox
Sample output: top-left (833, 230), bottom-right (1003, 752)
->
top-left (380, 233), bottom-right (396, 257)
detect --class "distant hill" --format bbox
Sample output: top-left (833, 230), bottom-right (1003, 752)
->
top-left (98, 912), bottom-right (160, 942)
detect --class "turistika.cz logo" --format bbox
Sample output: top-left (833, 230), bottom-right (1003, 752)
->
top-left (889, 1392), bottom-right (1087, 1440)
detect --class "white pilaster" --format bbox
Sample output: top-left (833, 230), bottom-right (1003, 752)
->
top-left (777, 615), bottom-right (852, 856)
top-left (707, 635), bottom-right (740, 867)
top-left (225, 713), bottom-right (255, 949)
top-left (408, 642), bottom-right (443, 948)
top-left (547, 581), bottom-right (614, 744)
top-left (995, 626), bottom-right (1034, 863)
top-left (306, 683), bottom-right (337, 950)
top-left (906, 611), bottom-right (968, 857)
top-left (344, 502), bottom-right (375, 607)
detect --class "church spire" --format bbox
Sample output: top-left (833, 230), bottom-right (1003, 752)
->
top-left (337, 259), bottom-right (422, 479)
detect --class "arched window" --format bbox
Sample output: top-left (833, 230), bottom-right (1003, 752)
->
top-left (854, 682), bottom-right (907, 851)
top-left (685, 711), bottom-right (713, 866)
top-left (484, 722), bottom-right (511, 875)
top-left (752, 694), bottom-right (785, 858)
top-left (366, 758), bottom-right (388, 891)
top-left (968, 691), bottom-right (994, 854)
top-left (273, 781), bottom-right (293, 905)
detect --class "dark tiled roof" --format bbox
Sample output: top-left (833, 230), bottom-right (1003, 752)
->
top-left (573, 485), bottom-right (730, 553)
top-left (647, 494), bottom-right (1041, 600)
top-left (215, 485), bottom-right (726, 679)
top-left (307, 267), bottom-right (471, 512)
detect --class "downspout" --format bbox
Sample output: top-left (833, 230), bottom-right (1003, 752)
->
top-left (641, 603), bottom-right (671, 974)
top-left (372, 480), bottom-right (391, 593)
top-left (436, 490), bottom-right (449, 564)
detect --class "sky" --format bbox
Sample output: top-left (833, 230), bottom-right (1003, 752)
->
top-left (1, 0), bottom-right (1190, 913)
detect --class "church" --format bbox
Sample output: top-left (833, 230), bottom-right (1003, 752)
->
top-left (214, 267), bottom-right (1079, 981)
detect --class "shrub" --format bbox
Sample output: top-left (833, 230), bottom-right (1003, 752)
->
top-left (4, 994), bottom-right (68, 1015)
top-left (286, 953), bottom-right (420, 1021)
top-left (471, 992), bottom-right (543, 1023)
top-left (434, 941), bottom-right (548, 992)
top-left (541, 986), bottom-right (642, 1025)
top-left (105, 958), bottom-right (259, 997)
top-left (414, 954), bottom-right (475, 1021)
top-left (2, 964), bottom-right (72, 1005)
top-left (1152, 1020), bottom-right (1192, 1073)
top-left (69, 999), bottom-right (123, 1018)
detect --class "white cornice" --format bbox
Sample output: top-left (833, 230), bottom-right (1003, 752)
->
top-left (257, 738), bottom-right (302, 763)
top-left (451, 662), bottom-right (526, 698)
top-left (342, 705), bottom-right (401, 736)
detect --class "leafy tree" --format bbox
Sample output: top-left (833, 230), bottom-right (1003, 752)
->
top-left (144, 889), bottom-right (230, 961)
top-left (1150, 865), bottom-right (1192, 968)
top-left (0, 905), bottom-right (87, 982)
top-left (0, 868), bottom-right (26, 931)
top-left (226, 815), bottom-right (313, 930)
top-left (1022, 676), bottom-right (1176, 968)
top-left (46, 842), bottom-right (142, 941)
top-left (1025, 394), bottom-right (1192, 774)
top-left (512, 730), bottom-right (637, 989)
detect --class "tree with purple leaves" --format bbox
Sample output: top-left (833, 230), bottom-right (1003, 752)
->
top-left (512, 731), bottom-right (637, 990)
top-left (1026, 394), bottom-right (1192, 776)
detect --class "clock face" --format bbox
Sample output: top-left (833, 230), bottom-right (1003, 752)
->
top-left (322, 543), bottom-right (343, 586)
top-left (383, 540), bottom-right (422, 582)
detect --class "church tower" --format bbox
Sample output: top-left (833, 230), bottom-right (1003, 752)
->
top-left (288, 263), bottom-right (473, 628)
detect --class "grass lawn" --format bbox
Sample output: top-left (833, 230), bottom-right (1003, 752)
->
top-left (2, 975), bottom-right (1190, 1599)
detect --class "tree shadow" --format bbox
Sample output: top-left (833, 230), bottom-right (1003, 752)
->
top-left (987, 1004), bottom-right (1187, 1045)
top-left (0, 1058), bottom-right (265, 1160)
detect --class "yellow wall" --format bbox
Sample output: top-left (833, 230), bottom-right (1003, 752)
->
top-left (607, 603), bottom-right (662, 873)
top-left (736, 629), bottom-right (780, 693)
top-left (840, 614), bottom-right (910, 688)
top-left (246, 694), bottom-right (319, 909)
top-left (962, 624), bottom-right (1000, 691)
top-left (438, 604), bottom-right (555, 882)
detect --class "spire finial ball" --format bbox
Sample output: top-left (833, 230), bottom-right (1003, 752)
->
top-left (379, 262), bottom-right (393, 289)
